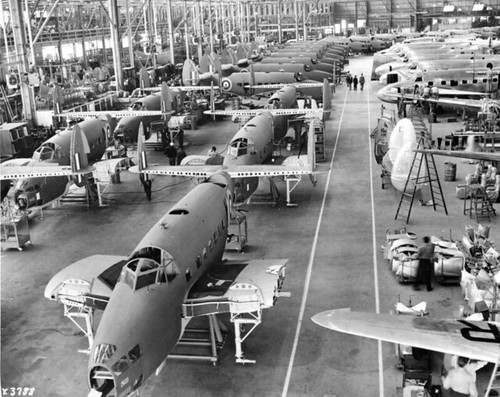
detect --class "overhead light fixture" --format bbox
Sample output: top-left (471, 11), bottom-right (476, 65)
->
top-left (443, 4), bottom-right (455, 12)
top-left (472, 3), bottom-right (485, 11)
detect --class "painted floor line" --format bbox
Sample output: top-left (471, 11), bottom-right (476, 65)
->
top-left (366, 81), bottom-right (385, 397)
top-left (281, 86), bottom-right (350, 397)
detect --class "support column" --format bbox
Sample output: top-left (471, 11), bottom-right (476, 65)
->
top-left (78, 6), bottom-right (88, 69)
top-left (277, 0), bottom-right (282, 44)
top-left (8, 0), bottom-right (34, 122)
top-left (125, 0), bottom-right (134, 67)
top-left (108, 0), bottom-right (123, 90)
top-left (208, 0), bottom-right (214, 54)
top-left (196, 0), bottom-right (203, 61)
top-left (302, 2), bottom-right (307, 41)
top-left (294, 0), bottom-right (299, 41)
top-left (184, 1), bottom-right (190, 60)
top-left (166, 0), bottom-right (175, 63)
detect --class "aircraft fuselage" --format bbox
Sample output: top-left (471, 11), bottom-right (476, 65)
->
top-left (12, 118), bottom-right (111, 211)
top-left (87, 172), bottom-right (233, 397)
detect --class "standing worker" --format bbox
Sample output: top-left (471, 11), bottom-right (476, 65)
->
top-left (346, 72), bottom-right (352, 90)
top-left (359, 73), bottom-right (365, 91)
top-left (353, 75), bottom-right (358, 90)
top-left (442, 356), bottom-right (478, 397)
top-left (165, 142), bottom-right (178, 166)
top-left (413, 236), bottom-right (435, 291)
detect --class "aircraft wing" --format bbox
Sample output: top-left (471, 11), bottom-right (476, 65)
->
top-left (184, 259), bottom-right (288, 315)
top-left (0, 162), bottom-right (95, 180)
top-left (312, 308), bottom-right (500, 363)
top-left (414, 148), bottom-right (500, 162)
top-left (44, 254), bottom-right (129, 310)
top-left (56, 110), bottom-right (171, 118)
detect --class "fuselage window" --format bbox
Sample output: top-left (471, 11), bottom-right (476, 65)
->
top-left (208, 238), bottom-right (214, 251)
top-left (185, 268), bottom-right (192, 282)
top-left (93, 343), bottom-right (117, 364)
top-left (203, 247), bottom-right (208, 259)
top-left (128, 344), bottom-right (142, 363)
top-left (483, 78), bottom-right (487, 83)
top-left (165, 261), bottom-right (179, 281)
top-left (462, 80), bottom-right (468, 84)
top-left (450, 80), bottom-right (458, 87)
top-left (473, 79), bottom-right (478, 84)
top-left (440, 81), bottom-right (447, 86)
top-left (111, 356), bottom-right (129, 375)
top-left (196, 255), bottom-right (202, 268)
top-left (213, 232), bottom-right (218, 245)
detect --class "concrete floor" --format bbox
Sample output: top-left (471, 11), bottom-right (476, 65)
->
top-left (1, 55), bottom-right (496, 397)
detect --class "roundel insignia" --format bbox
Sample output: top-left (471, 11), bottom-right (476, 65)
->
top-left (221, 79), bottom-right (232, 92)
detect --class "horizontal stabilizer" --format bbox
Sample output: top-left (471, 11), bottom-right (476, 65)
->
top-left (312, 308), bottom-right (500, 363)
top-left (44, 254), bottom-right (128, 303)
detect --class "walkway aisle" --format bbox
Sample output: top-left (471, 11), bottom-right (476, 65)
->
top-left (284, 55), bottom-right (393, 396)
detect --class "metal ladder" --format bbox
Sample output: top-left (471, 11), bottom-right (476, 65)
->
top-left (0, 84), bottom-right (15, 122)
top-left (395, 139), bottom-right (448, 224)
top-left (485, 353), bottom-right (500, 397)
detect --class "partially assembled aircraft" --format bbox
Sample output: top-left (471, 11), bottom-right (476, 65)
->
top-left (44, 170), bottom-right (288, 397)
top-left (130, 80), bottom-right (332, 205)
top-left (312, 308), bottom-right (499, 363)
top-left (57, 82), bottom-right (176, 144)
top-left (0, 117), bottom-right (122, 211)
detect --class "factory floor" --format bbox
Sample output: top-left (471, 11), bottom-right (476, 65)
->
top-left (1, 55), bottom-right (496, 397)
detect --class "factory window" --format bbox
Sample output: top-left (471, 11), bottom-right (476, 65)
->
top-left (93, 343), bottom-right (117, 364)
top-left (128, 344), bottom-right (142, 363)
top-left (111, 356), bottom-right (129, 375)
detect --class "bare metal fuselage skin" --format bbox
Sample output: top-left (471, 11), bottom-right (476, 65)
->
top-left (87, 173), bottom-right (233, 397)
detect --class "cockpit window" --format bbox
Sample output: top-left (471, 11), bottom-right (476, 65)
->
top-left (93, 343), bottom-right (117, 364)
top-left (128, 344), bottom-right (142, 363)
top-left (111, 356), bottom-right (129, 375)
top-left (131, 102), bottom-right (144, 111)
top-left (122, 248), bottom-right (178, 289)
top-left (228, 138), bottom-right (250, 157)
top-left (33, 144), bottom-right (62, 162)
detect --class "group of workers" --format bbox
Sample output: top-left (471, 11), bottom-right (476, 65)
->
top-left (345, 71), bottom-right (365, 91)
